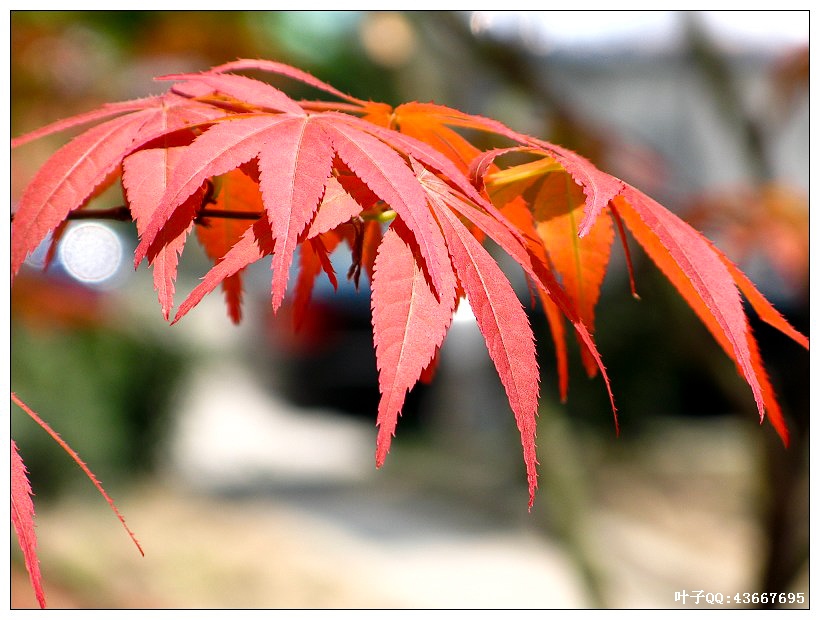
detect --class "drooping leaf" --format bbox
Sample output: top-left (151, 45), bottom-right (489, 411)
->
top-left (175, 163), bottom-right (366, 326)
top-left (613, 188), bottom-right (773, 436)
top-left (257, 117), bottom-right (334, 312)
top-left (474, 148), bottom-right (620, 409)
top-left (133, 113), bottom-right (296, 267)
top-left (371, 221), bottom-right (457, 466)
top-left (161, 106), bottom-right (464, 321)
top-left (428, 194), bottom-right (540, 508)
top-left (499, 197), bottom-right (571, 402)
top-left (173, 216), bottom-right (275, 324)
top-left (12, 111), bottom-right (155, 279)
top-left (11, 57), bottom-right (809, 516)
top-left (415, 157), bottom-right (617, 486)
top-left (696, 221), bottom-right (807, 444)
top-left (304, 176), bottom-right (362, 238)
top-left (11, 439), bottom-right (45, 609)
top-left (418, 162), bottom-right (616, 416)
top-left (10, 95), bottom-right (163, 149)
top-left (195, 168), bottom-right (266, 323)
top-left (320, 118), bottom-right (452, 299)
top-left (123, 147), bottom-right (205, 320)
top-left (12, 92), bottom-right (225, 280)
top-left (10, 393), bottom-right (143, 554)
top-left (716, 244), bottom-right (809, 350)
top-left (292, 233), bottom-right (342, 331)
top-left (532, 171), bottom-right (614, 376)
top-left (136, 113), bottom-right (338, 314)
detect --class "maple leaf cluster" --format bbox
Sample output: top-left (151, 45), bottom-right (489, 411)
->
top-left (10, 59), bottom-right (808, 606)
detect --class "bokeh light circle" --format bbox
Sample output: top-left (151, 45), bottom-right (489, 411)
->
top-left (58, 222), bottom-right (123, 284)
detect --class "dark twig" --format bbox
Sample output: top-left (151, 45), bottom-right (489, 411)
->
top-left (10, 206), bottom-right (265, 223)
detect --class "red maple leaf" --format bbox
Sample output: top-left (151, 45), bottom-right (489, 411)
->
top-left (11, 92), bottom-right (226, 280)
top-left (10, 58), bottom-right (809, 520)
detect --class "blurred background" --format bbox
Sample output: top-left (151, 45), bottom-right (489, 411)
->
top-left (10, 10), bottom-right (809, 609)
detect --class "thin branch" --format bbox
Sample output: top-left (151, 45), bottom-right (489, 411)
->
top-left (9, 206), bottom-right (265, 223)
top-left (195, 208), bottom-right (264, 221)
top-left (10, 206), bottom-right (394, 224)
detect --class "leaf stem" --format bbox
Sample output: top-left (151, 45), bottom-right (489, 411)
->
top-left (361, 209), bottom-right (396, 223)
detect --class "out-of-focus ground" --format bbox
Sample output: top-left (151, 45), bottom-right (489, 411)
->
top-left (11, 353), bottom-right (809, 609)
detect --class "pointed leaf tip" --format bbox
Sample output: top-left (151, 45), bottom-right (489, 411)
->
top-left (614, 188), bottom-right (771, 429)
top-left (11, 439), bottom-right (46, 608)
top-left (371, 222), bottom-right (456, 466)
top-left (11, 393), bottom-right (144, 557)
top-left (430, 198), bottom-right (540, 506)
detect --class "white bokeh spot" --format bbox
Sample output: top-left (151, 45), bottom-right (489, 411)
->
top-left (58, 222), bottom-right (123, 285)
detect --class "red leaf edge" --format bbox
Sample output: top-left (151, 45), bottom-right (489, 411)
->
top-left (430, 199), bottom-right (541, 508)
top-left (614, 188), bottom-right (769, 428)
top-left (11, 439), bottom-right (46, 608)
top-left (211, 58), bottom-right (369, 106)
top-left (10, 393), bottom-right (144, 556)
top-left (371, 222), bottom-right (456, 467)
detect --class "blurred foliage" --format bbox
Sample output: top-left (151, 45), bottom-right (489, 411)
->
top-left (11, 272), bottom-right (186, 497)
top-left (10, 11), bottom-right (402, 133)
